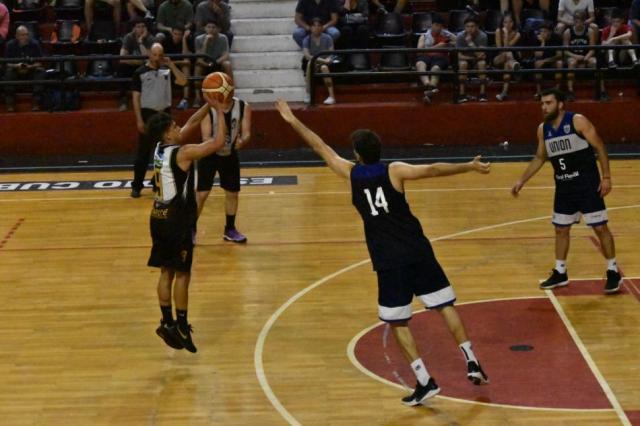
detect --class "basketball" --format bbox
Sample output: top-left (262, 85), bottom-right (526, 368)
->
top-left (202, 72), bottom-right (234, 105)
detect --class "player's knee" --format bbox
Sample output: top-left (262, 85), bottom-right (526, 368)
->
top-left (554, 225), bottom-right (571, 236)
top-left (592, 223), bottom-right (609, 235)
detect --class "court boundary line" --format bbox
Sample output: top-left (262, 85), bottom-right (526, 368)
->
top-left (255, 204), bottom-right (640, 425)
top-left (545, 290), bottom-right (631, 425)
top-left (346, 296), bottom-right (616, 413)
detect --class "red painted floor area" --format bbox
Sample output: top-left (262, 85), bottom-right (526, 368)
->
top-left (626, 410), bottom-right (640, 426)
top-left (354, 298), bottom-right (611, 409)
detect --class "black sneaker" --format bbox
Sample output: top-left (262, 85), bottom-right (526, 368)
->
top-left (467, 361), bottom-right (489, 385)
top-left (401, 378), bottom-right (440, 406)
top-left (130, 189), bottom-right (141, 198)
top-left (540, 269), bottom-right (569, 290)
top-left (156, 321), bottom-right (183, 350)
top-left (456, 94), bottom-right (469, 104)
top-left (478, 93), bottom-right (488, 102)
top-left (176, 323), bottom-right (198, 353)
top-left (604, 270), bottom-right (622, 294)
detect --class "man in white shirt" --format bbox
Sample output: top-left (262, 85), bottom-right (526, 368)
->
top-left (556, 0), bottom-right (596, 34)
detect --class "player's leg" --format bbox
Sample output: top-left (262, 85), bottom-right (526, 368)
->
top-left (542, 191), bottom-right (577, 288)
top-left (155, 267), bottom-right (183, 349)
top-left (221, 154), bottom-right (247, 243)
top-left (173, 271), bottom-right (197, 352)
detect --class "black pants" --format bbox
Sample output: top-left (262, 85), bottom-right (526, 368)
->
top-left (132, 107), bottom-right (171, 191)
top-left (4, 67), bottom-right (46, 104)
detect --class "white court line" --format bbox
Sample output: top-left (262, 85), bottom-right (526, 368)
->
top-left (255, 203), bottom-right (640, 425)
top-left (546, 290), bottom-right (631, 426)
top-left (345, 296), bottom-right (615, 413)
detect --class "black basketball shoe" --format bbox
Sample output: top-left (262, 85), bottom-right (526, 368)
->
top-left (540, 269), bottom-right (569, 290)
top-left (156, 321), bottom-right (183, 350)
top-left (467, 361), bottom-right (489, 385)
top-left (401, 378), bottom-right (441, 406)
top-left (604, 270), bottom-right (622, 294)
top-left (176, 323), bottom-right (197, 353)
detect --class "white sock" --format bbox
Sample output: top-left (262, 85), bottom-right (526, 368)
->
top-left (410, 358), bottom-right (430, 386)
top-left (607, 258), bottom-right (618, 272)
top-left (459, 341), bottom-right (478, 364)
top-left (555, 260), bottom-right (567, 274)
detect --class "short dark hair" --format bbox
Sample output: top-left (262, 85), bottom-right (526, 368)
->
top-left (539, 20), bottom-right (553, 31)
top-left (540, 88), bottom-right (565, 102)
top-left (146, 112), bottom-right (173, 143)
top-left (131, 16), bottom-right (146, 26)
top-left (431, 13), bottom-right (444, 25)
top-left (351, 129), bottom-right (382, 164)
top-left (171, 26), bottom-right (185, 33)
top-left (310, 17), bottom-right (323, 26)
top-left (463, 16), bottom-right (479, 26)
top-left (205, 19), bottom-right (220, 27)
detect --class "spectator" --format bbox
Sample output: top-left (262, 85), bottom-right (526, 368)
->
top-left (532, 21), bottom-right (562, 99)
top-left (85, 0), bottom-right (122, 35)
top-left (293, 0), bottom-right (340, 48)
top-left (632, 0), bottom-right (640, 43)
top-left (192, 20), bottom-right (232, 108)
top-left (156, 0), bottom-right (194, 41)
top-left (415, 13), bottom-right (455, 103)
top-left (302, 17), bottom-right (336, 104)
top-left (130, 43), bottom-right (187, 198)
top-left (370, 0), bottom-right (406, 14)
top-left (118, 18), bottom-right (156, 111)
top-left (456, 16), bottom-right (488, 103)
top-left (195, 0), bottom-right (233, 47)
top-left (493, 12), bottom-right (521, 101)
top-left (562, 10), bottom-right (606, 101)
top-left (556, 0), bottom-right (596, 34)
top-left (337, 0), bottom-right (369, 49)
top-left (501, 0), bottom-right (551, 27)
top-left (3, 25), bottom-right (45, 112)
top-left (0, 1), bottom-right (9, 47)
top-left (602, 8), bottom-right (638, 69)
top-left (161, 27), bottom-right (193, 109)
top-left (126, 0), bottom-right (155, 21)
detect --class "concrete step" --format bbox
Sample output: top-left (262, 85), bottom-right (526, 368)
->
top-left (230, 0), bottom-right (297, 19)
top-left (231, 51), bottom-right (302, 70)
top-left (231, 35), bottom-right (300, 53)
top-left (231, 17), bottom-right (296, 36)
top-left (234, 69), bottom-right (305, 88)
top-left (236, 86), bottom-right (305, 103)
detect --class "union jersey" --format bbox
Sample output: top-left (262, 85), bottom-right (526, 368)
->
top-left (206, 97), bottom-right (245, 157)
top-left (351, 163), bottom-right (433, 271)
top-left (543, 112), bottom-right (600, 192)
top-left (152, 143), bottom-right (197, 226)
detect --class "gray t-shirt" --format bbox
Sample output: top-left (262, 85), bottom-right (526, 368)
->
top-left (195, 33), bottom-right (229, 61)
top-left (303, 33), bottom-right (333, 57)
top-left (455, 30), bottom-right (488, 48)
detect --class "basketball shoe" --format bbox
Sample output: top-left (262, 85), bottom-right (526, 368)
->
top-left (176, 323), bottom-right (197, 353)
top-left (604, 270), bottom-right (622, 294)
top-left (467, 361), bottom-right (489, 385)
top-left (401, 378), bottom-right (440, 406)
top-left (156, 321), bottom-right (183, 350)
top-left (540, 269), bottom-right (569, 290)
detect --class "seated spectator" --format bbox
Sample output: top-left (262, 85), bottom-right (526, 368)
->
top-left (493, 12), bottom-right (521, 101)
top-left (195, 0), bottom-right (233, 47)
top-left (85, 0), bottom-right (122, 35)
top-left (161, 27), bottom-right (192, 109)
top-left (632, 0), bottom-right (640, 43)
top-left (0, 1), bottom-right (9, 47)
top-left (293, 0), bottom-right (340, 48)
top-left (562, 10), bottom-right (606, 101)
top-left (601, 8), bottom-right (639, 69)
top-left (532, 21), bottom-right (562, 99)
top-left (500, 0), bottom-right (551, 27)
top-left (155, 0), bottom-right (194, 41)
top-left (126, 0), bottom-right (155, 21)
top-left (370, 0), bottom-right (406, 14)
top-left (556, 0), bottom-right (596, 35)
top-left (456, 16), bottom-right (488, 103)
top-left (337, 0), bottom-right (369, 49)
top-left (302, 17), bottom-right (336, 105)
top-left (118, 18), bottom-right (156, 110)
top-left (415, 13), bottom-right (455, 103)
top-left (3, 25), bottom-right (46, 112)
top-left (192, 19), bottom-right (232, 108)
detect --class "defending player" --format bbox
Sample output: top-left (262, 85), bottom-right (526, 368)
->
top-left (511, 88), bottom-right (621, 294)
top-left (276, 99), bottom-right (490, 407)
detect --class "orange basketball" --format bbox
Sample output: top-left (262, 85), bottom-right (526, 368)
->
top-left (202, 72), bottom-right (234, 105)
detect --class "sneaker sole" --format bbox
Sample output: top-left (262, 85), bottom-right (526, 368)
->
top-left (468, 373), bottom-right (490, 385)
top-left (604, 278), bottom-right (623, 294)
top-left (223, 236), bottom-right (247, 243)
top-left (539, 280), bottom-right (569, 290)
top-left (402, 387), bottom-right (441, 406)
top-left (156, 329), bottom-right (184, 350)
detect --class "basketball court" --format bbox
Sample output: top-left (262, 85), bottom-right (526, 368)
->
top-left (1, 160), bottom-right (639, 425)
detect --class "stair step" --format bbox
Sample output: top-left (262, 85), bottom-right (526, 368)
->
top-left (236, 86), bottom-right (306, 103)
top-left (231, 35), bottom-right (300, 53)
top-left (231, 51), bottom-right (302, 70)
top-left (234, 69), bottom-right (305, 88)
top-left (230, 0), bottom-right (297, 19)
top-left (231, 17), bottom-right (296, 36)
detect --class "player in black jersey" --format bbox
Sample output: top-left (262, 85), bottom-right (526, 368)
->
top-left (147, 96), bottom-right (226, 353)
top-left (276, 99), bottom-right (491, 407)
top-left (511, 88), bottom-right (622, 294)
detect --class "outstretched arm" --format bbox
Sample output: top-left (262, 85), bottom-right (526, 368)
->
top-left (275, 99), bottom-right (354, 179)
top-left (574, 114), bottom-right (611, 197)
top-left (511, 124), bottom-right (547, 197)
top-left (388, 155), bottom-right (490, 192)
top-left (177, 98), bottom-right (226, 166)
top-left (180, 103), bottom-right (211, 139)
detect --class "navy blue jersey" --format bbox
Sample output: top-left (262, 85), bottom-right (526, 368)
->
top-left (543, 112), bottom-right (600, 192)
top-left (350, 163), bottom-right (433, 271)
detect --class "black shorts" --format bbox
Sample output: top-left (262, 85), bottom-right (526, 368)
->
top-left (416, 55), bottom-right (450, 70)
top-left (552, 185), bottom-right (607, 227)
top-left (196, 152), bottom-right (241, 192)
top-left (376, 259), bottom-right (455, 322)
top-left (148, 206), bottom-right (195, 272)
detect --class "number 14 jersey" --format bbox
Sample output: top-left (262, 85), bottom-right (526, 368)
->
top-left (351, 162), bottom-right (433, 271)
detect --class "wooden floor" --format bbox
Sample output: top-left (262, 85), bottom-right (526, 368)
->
top-left (1, 161), bottom-right (639, 425)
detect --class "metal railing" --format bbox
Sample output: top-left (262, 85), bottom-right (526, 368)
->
top-left (309, 44), bottom-right (640, 104)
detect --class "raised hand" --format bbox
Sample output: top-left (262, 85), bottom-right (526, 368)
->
top-left (275, 99), bottom-right (296, 123)
top-left (471, 155), bottom-right (490, 174)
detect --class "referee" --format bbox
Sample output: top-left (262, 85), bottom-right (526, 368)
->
top-left (130, 43), bottom-right (187, 198)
